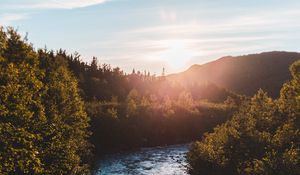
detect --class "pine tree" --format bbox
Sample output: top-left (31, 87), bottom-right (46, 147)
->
top-left (0, 27), bottom-right (46, 174)
top-left (0, 27), bottom-right (92, 175)
top-left (39, 53), bottom-right (91, 174)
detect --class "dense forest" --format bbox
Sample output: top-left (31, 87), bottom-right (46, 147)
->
top-left (0, 26), bottom-right (299, 175)
top-left (60, 47), bottom-right (243, 155)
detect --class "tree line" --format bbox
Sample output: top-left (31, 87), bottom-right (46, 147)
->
top-left (43, 35), bottom-right (243, 156)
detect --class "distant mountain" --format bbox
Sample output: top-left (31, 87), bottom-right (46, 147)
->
top-left (168, 51), bottom-right (300, 97)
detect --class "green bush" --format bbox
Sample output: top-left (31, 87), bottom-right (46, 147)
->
top-left (187, 60), bottom-right (300, 175)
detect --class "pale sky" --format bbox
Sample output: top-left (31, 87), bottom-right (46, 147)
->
top-left (1, 0), bottom-right (300, 74)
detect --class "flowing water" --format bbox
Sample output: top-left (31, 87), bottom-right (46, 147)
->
top-left (93, 144), bottom-right (190, 175)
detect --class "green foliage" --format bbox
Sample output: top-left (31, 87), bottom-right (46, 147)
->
top-left (126, 89), bottom-right (139, 117)
top-left (187, 60), bottom-right (300, 175)
top-left (39, 54), bottom-right (91, 174)
top-left (88, 88), bottom-right (235, 154)
top-left (0, 28), bottom-right (46, 174)
top-left (0, 28), bottom-right (91, 174)
top-left (278, 60), bottom-right (300, 119)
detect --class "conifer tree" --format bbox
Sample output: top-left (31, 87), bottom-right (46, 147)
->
top-left (39, 53), bottom-right (91, 175)
top-left (0, 27), bottom-right (92, 175)
top-left (0, 27), bottom-right (46, 174)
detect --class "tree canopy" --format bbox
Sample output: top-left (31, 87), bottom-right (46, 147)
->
top-left (0, 27), bottom-right (91, 175)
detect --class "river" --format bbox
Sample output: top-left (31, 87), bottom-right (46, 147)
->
top-left (93, 144), bottom-right (190, 175)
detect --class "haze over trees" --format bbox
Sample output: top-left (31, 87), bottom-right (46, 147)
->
top-left (55, 47), bottom-right (242, 155)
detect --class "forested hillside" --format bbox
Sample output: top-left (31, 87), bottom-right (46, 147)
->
top-left (168, 52), bottom-right (300, 97)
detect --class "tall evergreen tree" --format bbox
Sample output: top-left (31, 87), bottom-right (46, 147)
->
top-left (39, 52), bottom-right (91, 174)
top-left (0, 27), bottom-right (46, 174)
top-left (0, 27), bottom-right (92, 175)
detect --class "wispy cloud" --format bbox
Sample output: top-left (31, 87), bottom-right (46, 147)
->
top-left (2, 0), bottom-right (110, 10)
top-left (84, 5), bottom-right (300, 73)
top-left (1, 0), bottom-right (300, 73)
top-left (0, 0), bottom-right (110, 27)
top-left (159, 8), bottom-right (177, 22)
top-left (0, 13), bottom-right (28, 25)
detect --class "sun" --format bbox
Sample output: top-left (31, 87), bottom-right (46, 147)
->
top-left (159, 40), bottom-right (196, 72)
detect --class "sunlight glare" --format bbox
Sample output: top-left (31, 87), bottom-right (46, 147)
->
top-left (159, 40), bottom-right (197, 72)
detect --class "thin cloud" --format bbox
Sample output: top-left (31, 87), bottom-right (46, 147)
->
top-left (87, 6), bottom-right (300, 73)
top-left (2, 0), bottom-right (110, 10)
top-left (129, 7), bottom-right (300, 39)
top-left (159, 8), bottom-right (177, 22)
top-left (0, 0), bottom-right (110, 26)
top-left (0, 13), bottom-right (27, 25)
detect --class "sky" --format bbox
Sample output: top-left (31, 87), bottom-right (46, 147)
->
top-left (1, 0), bottom-right (300, 74)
